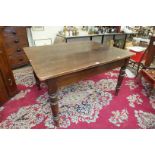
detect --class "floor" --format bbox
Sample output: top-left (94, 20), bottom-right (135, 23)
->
top-left (0, 65), bottom-right (155, 129)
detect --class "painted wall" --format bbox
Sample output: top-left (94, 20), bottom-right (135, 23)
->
top-left (27, 26), bottom-right (125, 46)
top-left (28, 26), bottom-right (63, 46)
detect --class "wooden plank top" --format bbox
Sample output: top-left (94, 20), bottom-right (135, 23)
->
top-left (57, 32), bottom-right (137, 39)
top-left (24, 41), bottom-right (134, 81)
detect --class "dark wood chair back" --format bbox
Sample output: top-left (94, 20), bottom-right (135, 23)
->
top-left (144, 36), bottom-right (155, 67)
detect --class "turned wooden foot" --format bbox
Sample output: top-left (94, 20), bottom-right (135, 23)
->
top-left (49, 93), bottom-right (59, 127)
top-left (47, 79), bottom-right (59, 127)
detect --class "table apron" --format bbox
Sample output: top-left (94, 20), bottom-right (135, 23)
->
top-left (48, 58), bottom-right (128, 88)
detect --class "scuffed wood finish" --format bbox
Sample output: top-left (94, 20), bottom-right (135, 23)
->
top-left (0, 70), bottom-right (9, 103)
top-left (144, 36), bottom-right (155, 67)
top-left (0, 28), bottom-right (18, 105)
top-left (0, 51), bottom-right (18, 97)
top-left (24, 41), bottom-right (134, 81)
top-left (56, 59), bottom-right (127, 88)
top-left (24, 41), bottom-right (134, 126)
top-left (47, 79), bottom-right (59, 127)
top-left (0, 26), bottom-right (29, 69)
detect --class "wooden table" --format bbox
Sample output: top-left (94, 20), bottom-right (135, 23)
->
top-left (24, 41), bottom-right (134, 127)
top-left (57, 32), bottom-right (137, 49)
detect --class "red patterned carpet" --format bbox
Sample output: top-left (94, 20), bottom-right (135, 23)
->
top-left (0, 66), bottom-right (155, 129)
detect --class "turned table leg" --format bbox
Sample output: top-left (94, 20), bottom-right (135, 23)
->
top-left (47, 79), bottom-right (59, 127)
top-left (115, 58), bottom-right (130, 95)
top-left (33, 71), bottom-right (41, 90)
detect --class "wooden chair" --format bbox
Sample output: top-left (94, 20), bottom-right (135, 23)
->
top-left (138, 67), bottom-right (155, 96)
top-left (128, 41), bottom-right (149, 75)
top-left (144, 36), bottom-right (155, 67)
top-left (136, 36), bottom-right (155, 96)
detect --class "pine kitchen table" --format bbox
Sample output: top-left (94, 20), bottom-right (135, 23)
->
top-left (24, 41), bottom-right (134, 127)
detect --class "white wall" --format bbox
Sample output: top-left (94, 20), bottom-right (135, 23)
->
top-left (27, 26), bottom-right (124, 46)
top-left (28, 26), bottom-right (63, 46)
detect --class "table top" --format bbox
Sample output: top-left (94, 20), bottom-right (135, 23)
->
top-left (133, 37), bottom-right (150, 43)
top-left (24, 41), bottom-right (134, 81)
top-left (57, 32), bottom-right (137, 39)
top-left (126, 46), bottom-right (147, 52)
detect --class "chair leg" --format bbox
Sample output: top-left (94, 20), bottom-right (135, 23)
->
top-left (135, 72), bottom-right (142, 84)
top-left (133, 62), bottom-right (136, 68)
top-left (151, 88), bottom-right (155, 96)
top-left (33, 71), bottom-right (41, 90)
top-left (135, 63), bottom-right (142, 77)
top-left (148, 86), bottom-right (154, 97)
top-left (136, 64), bottom-right (140, 77)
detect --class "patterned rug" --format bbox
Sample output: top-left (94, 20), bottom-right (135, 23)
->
top-left (0, 66), bottom-right (155, 129)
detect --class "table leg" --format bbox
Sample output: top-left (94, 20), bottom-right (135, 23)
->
top-left (33, 71), bottom-right (41, 90)
top-left (122, 34), bottom-right (127, 49)
top-left (101, 35), bottom-right (104, 44)
top-left (115, 58), bottom-right (129, 95)
top-left (47, 80), bottom-right (59, 127)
